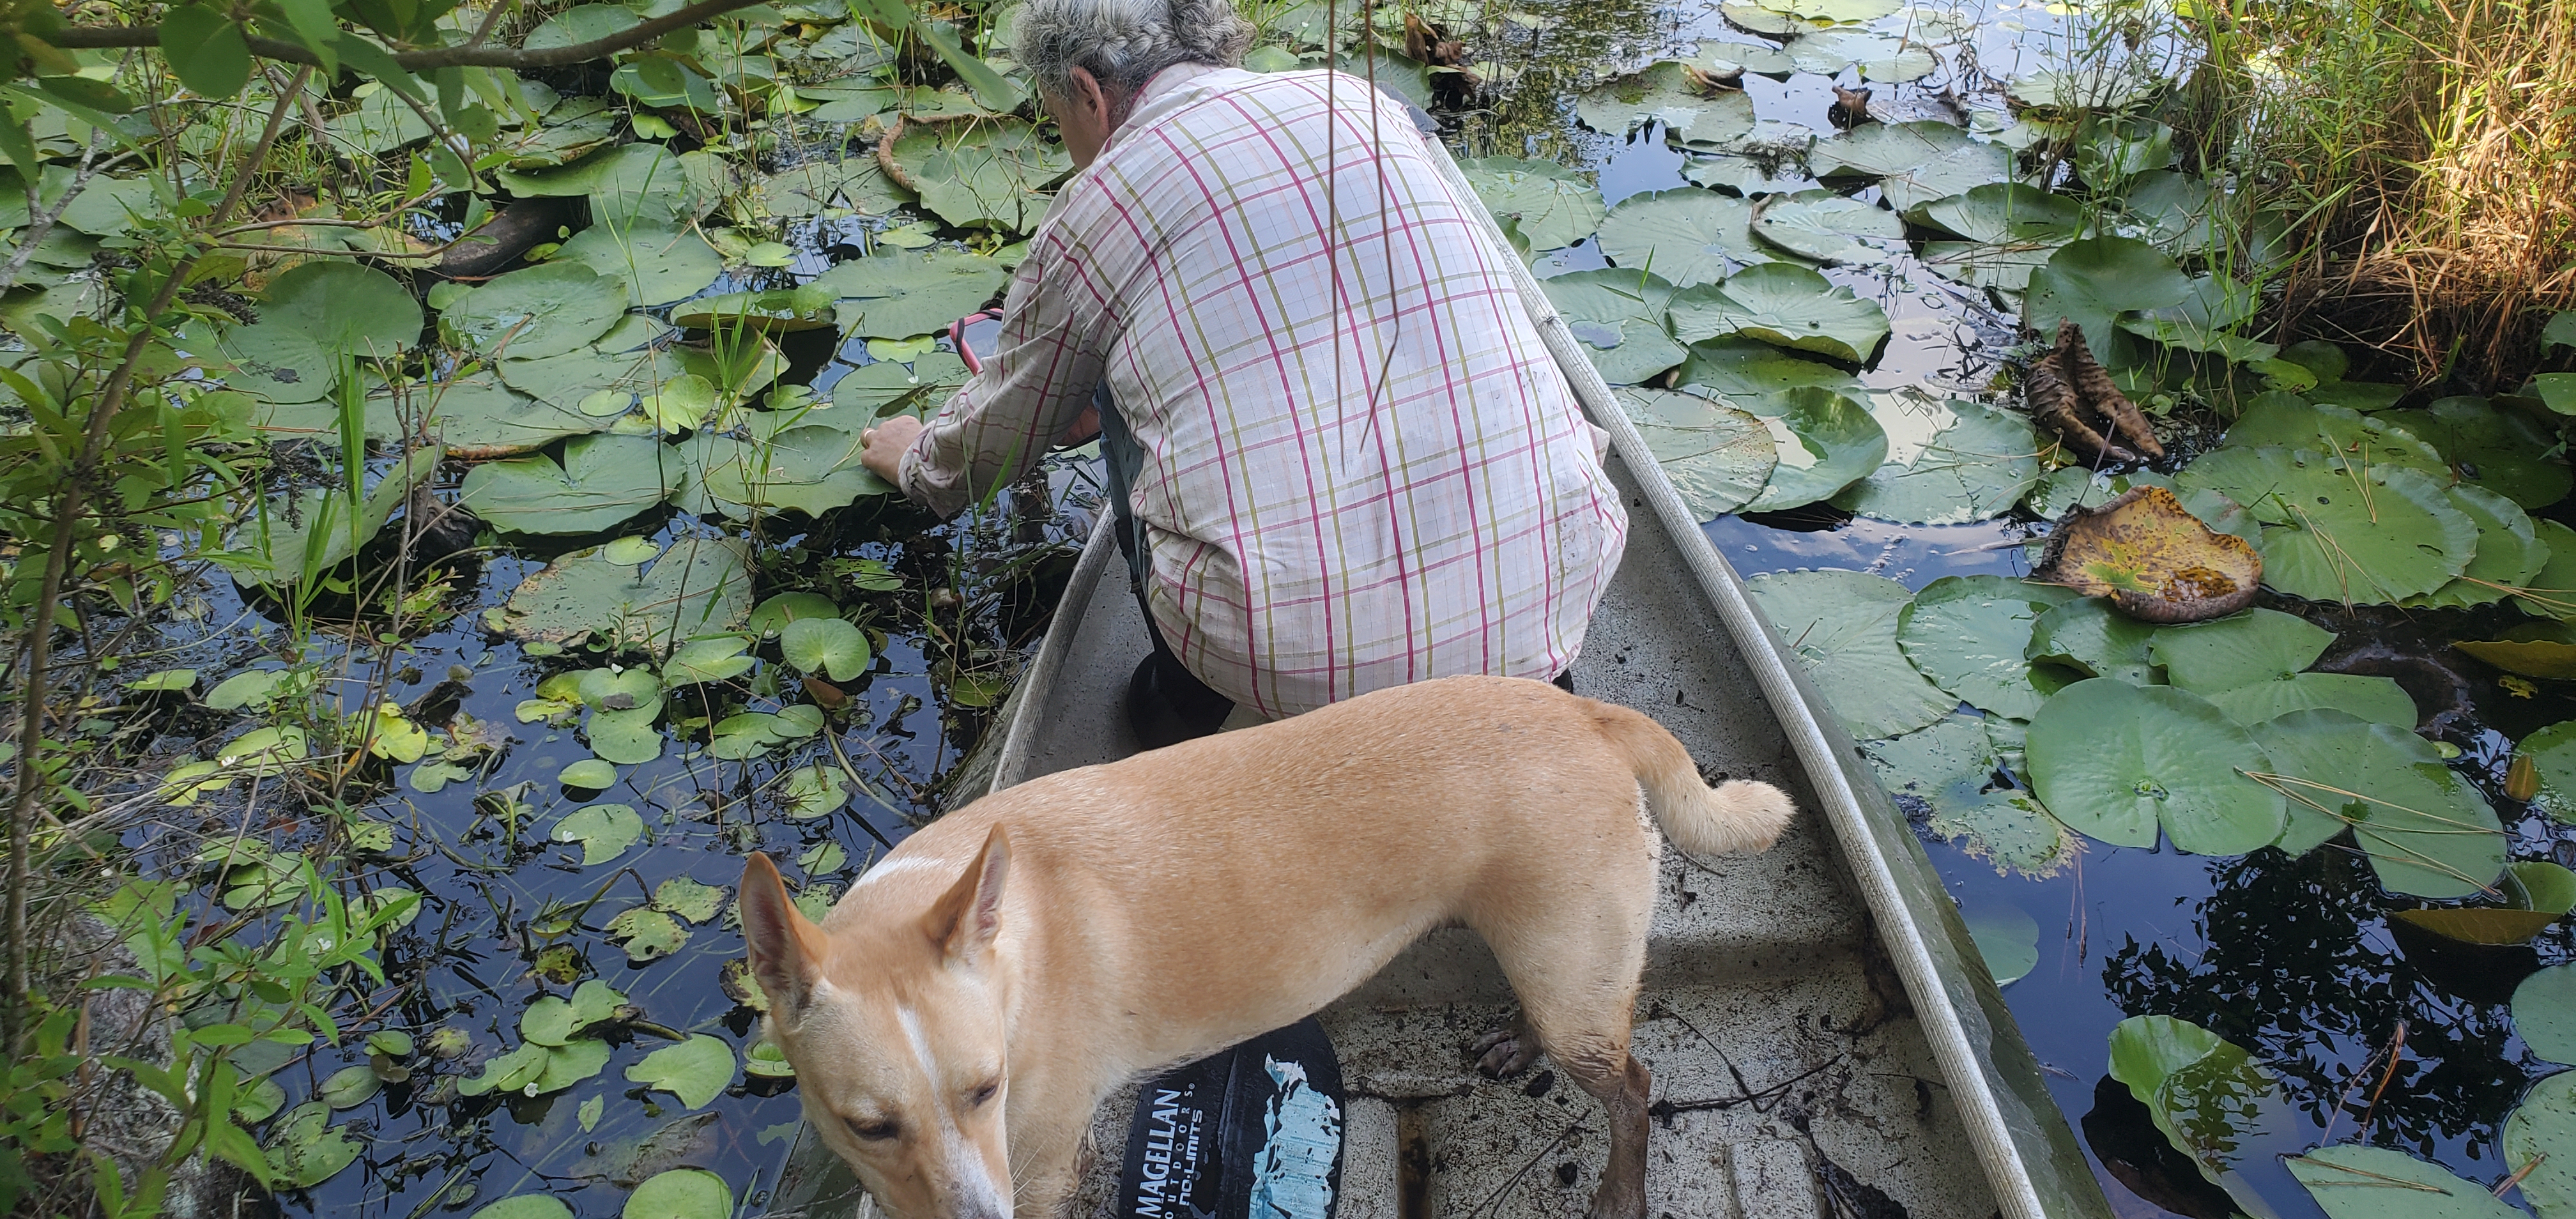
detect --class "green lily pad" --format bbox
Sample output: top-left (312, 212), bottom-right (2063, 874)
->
top-left (1963, 903), bottom-right (2038, 986)
top-left (266, 1102), bottom-right (363, 1188)
top-left (604, 907), bottom-right (689, 962)
top-left (1832, 399), bottom-right (2043, 525)
top-left (498, 537), bottom-right (757, 657)
top-left (215, 261), bottom-right (425, 403)
top-left (670, 286), bottom-right (838, 335)
top-left (2289, 1146), bottom-right (2520, 1219)
top-left (1897, 576), bottom-right (2081, 719)
top-left (654, 878), bottom-right (726, 924)
top-left (2381, 396), bottom-right (2573, 509)
top-left (781, 764), bottom-right (850, 818)
top-left (625, 1169), bottom-right (733, 1219)
top-left (1810, 121), bottom-right (2010, 211)
top-left (2147, 608), bottom-right (2331, 693)
top-left (1784, 28), bottom-right (1933, 79)
top-left (2263, 464), bottom-right (2476, 604)
top-left (662, 636), bottom-right (756, 686)
top-left (747, 158), bottom-right (911, 218)
top-left (2522, 721), bottom-right (2576, 824)
top-left (554, 223), bottom-right (724, 308)
top-left (831, 352), bottom-right (970, 418)
top-left (747, 592), bottom-right (843, 637)
top-left (2506, 1070), bottom-right (2576, 1217)
top-left (499, 103), bottom-right (620, 171)
top-left (706, 707), bottom-right (826, 760)
top-left (1617, 388), bottom-right (1777, 519)
top-left (1745, 569), bottom-right (1958, 740)
top-left (2411, 484), bottom-right (2548, 610)
top-left (2518, 521), bottom-right (2576, 619)
top-left (1913, 183), bottom-right (2088, 291)
top-left (1751, 190), bottom-right (1904, 265)
top-left (2007, 64), bottom-right (2163, 110)
top-left (2119, 171), bottom-right (2225, 257)
top-left (2512, 860), bottom-right (2576, 916)
top-left (2250, 709), bottom-right (2504, 894)
top-left (1863, 712), bottom-right (1993, 807)
top-left (2515, 965), bottom-right (2576, 1066)
top-left (2205, 673), bottom-right (2414, 728)
top-left (457, 434), bottom-right (679, 536)
top-left (318, 1064), bottom-right (381, 1109)
top-left (626, 1035), bottom-right (736, 1109)
top-left (577, 666), bottom-right (664, 716)
top-left (2221, 396), bottom-right (2443, 476)
top-left (884, 117), bottom-right (1070, 233)
top-left (2457, 620), bottom-right (2576, 680)
top-left (1675, 336), bottom-right (1862, 398)
top-left (2027, 678), bottom-right (2285, 854)
top-left (1575, 62), bottom-right (1756, 146)
top-left (471, 1197), bottom-right (574, 1219)
top-left (442, 263), bottom-right (629, 362)
top-left (560, 758), bottom-right (616, 788)
top-left (2025, 597), bottom-right (2156, 685)
top-left (1595, 188), bottom-right (1772, 289)
top-left (781, 616), bottom-right (872, 680)
top-left (495, 330), bottom-right (687, 418)
top-left (1538, 268), bottom-right (1687, 385)
top-left (810, 247), bottom-right (1014, 341)
top-left (553, 804), bottom-right (645, 866)
top-left (521, 980), bottom-right (628, 1045)
top-left (2073, 116), bottom-right (2176, 189)
top-left (746, 1041), bottom-right (796, 1078)
top-left (2023, 238), bottom-right (2191, 366)
top-left (402, 368), bottom-right (618, 459)
top-left (1728, 387), bottom-right (1887, 512)
top-left (1668, 263), bottom-right (1890, 363)
top-left (1459, 157), bottom-right (1607, 253)
top-left (678, 420), bottom-right (889, 518)
top-left (2105, 1015), bottom-right (2284, 1194)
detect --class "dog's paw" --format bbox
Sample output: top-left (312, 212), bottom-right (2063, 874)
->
top-left (1470, 1025), bottom-right (1540, 1078)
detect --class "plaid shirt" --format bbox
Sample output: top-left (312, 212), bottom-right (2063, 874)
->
top-left (900, 66), bottom-right (1628, 717)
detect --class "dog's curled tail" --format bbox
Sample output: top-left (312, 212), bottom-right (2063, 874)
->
top-left (1590, 702), bottom-right (1795, 856)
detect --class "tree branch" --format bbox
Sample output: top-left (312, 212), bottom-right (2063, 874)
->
top-left (42, 0), bottom-right (781, 71)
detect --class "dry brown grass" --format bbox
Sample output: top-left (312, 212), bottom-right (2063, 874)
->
top-left (2235, 0), bottom-right (2576, 387)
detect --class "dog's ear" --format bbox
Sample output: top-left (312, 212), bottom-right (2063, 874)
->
top-left (739, 852), bottom-right (829, 1022)
top-left (924, 825), bottom-right (1011, 966)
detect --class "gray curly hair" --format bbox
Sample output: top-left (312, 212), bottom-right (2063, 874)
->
top-left (1014, 0), bottom-right (1256, 103)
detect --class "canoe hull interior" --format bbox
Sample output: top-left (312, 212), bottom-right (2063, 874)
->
top-left (764, 452), bottom-right (2108, 1219)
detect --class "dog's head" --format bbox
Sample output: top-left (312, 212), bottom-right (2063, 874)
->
top-left (739, 828), bottom-right (1016, 1219)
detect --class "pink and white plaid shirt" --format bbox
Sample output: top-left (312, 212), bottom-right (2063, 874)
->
top-left (899, 65), bottom-right (1629, 717)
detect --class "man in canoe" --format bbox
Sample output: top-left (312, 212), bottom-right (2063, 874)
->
top-left (858, 0), bottom-right (1627, 746)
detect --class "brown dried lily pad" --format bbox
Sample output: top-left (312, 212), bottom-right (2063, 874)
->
top-left (2025, 320), bottom-right (2164, 463)
top-left (2032, 486), bottom-right (2260, 623)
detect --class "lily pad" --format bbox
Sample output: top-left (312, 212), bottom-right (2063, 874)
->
top-left (1897, 576), bottom-right (2080, 720)
top-left (458, 434), bottom-right (680, 535)
top-left (1668, 263), bottom-right (1890, 363)
top-left (2025, 599), bottom-right (2158, 685)
top-left (781, 764), bottom-right (851, 818)
top-left (747, 592), bottom-right (843, 637)
top-left (1459, 157), bottom-right (1607, 253)
top-left (1733, 387), bottom-right (1887, 512)
top-left (1595, 188), bottom-right (1771, 289)
top-left (625, 1034), bottom-right (736, 1109)
top-left (554, 223), bottom-right (724, 308)
top-left (2105, 1015), bottom-right (2285, 1195)
top-left (318, 1064), bottom-right (381, 1109)
top-left (2522, 721), bottom-right (2576, 824)
top-left (397, 368), bottom-right (621, 459)
top-left (2147, 608), bottom-right (2329, 693)
top-left (553, 803), bottom-right (645, 866)
top-left (781, 616), bottom-right (872, 680)
top-left (560, 758), bottom-right (617, 788)
top-left (215, 261), bottom-right (425, 403)
top-left (472, 1197), bottom-right (574, 1219)
top-left (1913, 183), bottom-right (2088, 291)
top-left (2411, 484), bottom-right (2549, 610)
top-left (2504, 1070), bottom-right (2576, 1218)
top-left (679, 421), bottom-right (887, 518)
top-left (2221, 396), bottom-right (2443, 477)
top-left (2029, 487), bottom-right (2264, 622)
top-left (604, 907), bottom-right (689, 962)
top-left (2381, 396), bottom-right (2573, 510)
top-left (1832, 399), bottom-right (2043, 525)
top-left (230, 449), bottom-right (441, 588)
top-left (882, 117), bottom-right (1070, 233)
top-left (498, 537), bottom-right (757, 656)
top-left (2023, 238), bottom-right (2191, 367)
top-left (661, 636), bottom-right (756, 686)
top-left (831, 353), bottom-right (970, 418)
top-left (1744, 569), bottom-right (1959, 740)
top-left (654, 878), bottom-right (726, 924)
top-left (747, 158), bottom-right (910, 218)
top-left (1962, 903), bottom-right (2039, 986)
top-left (2006, 64), bottom-right (2163, 110)
top-left (625, 1169), bottom-right (733, 1219)
top-left (1575, 62), bottom-right (1756, 146)
top-left (2457, 621), bottom-right (2576, 681)
top-left (266, 1103), bottom-right (363, 1188)
top-left (1616, 388), bottom-right (1777, 519)
top-left (522, 980), bottom-right (628, 1045)
top-left (2517, 965), bottom-right (2576, 1065)
top-left (2026, 678), bottom-right (2285, 854)
top-left (1810, 121), bottom-right (2010, 212)
top-left (2249, 709), bottom-right (2505, 894)
top-left (1675, 336), bottom-right (1862, 399)
top-left (1784, 29), bottom-right (1934, 80)
top-left (1538, 268), bottom-right (1687, 385)
top-left (2235, 457), bottom-right (2477, 604)
top-left (810, 247), bottom-right (1014, 341)
top-left (2288, 1146), bottom-right (2520, 1219)
top-left (443, 263), bottom-right (629, 362)
top-left (1751, 191), bottom-right (1904, 265)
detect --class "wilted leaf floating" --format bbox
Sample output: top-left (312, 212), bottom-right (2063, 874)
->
top-left (2030, 487), bottom-right (2261, 623)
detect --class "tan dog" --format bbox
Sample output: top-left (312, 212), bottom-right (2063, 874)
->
top-left (738, 675), bottom-right (1794, 1219)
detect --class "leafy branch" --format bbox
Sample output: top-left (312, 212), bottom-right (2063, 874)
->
top-left (39, 0), bottom-right (782, 72)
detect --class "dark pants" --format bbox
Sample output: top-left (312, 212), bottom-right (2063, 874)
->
top-left (1096, 385), bottom-right (1236, 720)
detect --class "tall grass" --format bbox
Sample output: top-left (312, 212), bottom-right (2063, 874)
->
top-left (2201, 0), bottom-right (2576, 387)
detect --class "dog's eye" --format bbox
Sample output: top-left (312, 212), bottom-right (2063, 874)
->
top-left (967, 1080), bottom-right (1001, 1107)
top-left (845, 1116), bottom-right (900, 1142)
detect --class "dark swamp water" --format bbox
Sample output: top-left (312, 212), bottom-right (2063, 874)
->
top-left (78, 0), bottom-right (2576, 1216)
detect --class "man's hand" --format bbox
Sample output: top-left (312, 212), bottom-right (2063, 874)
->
top-left (861, 415), bottom-right (926, 487)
